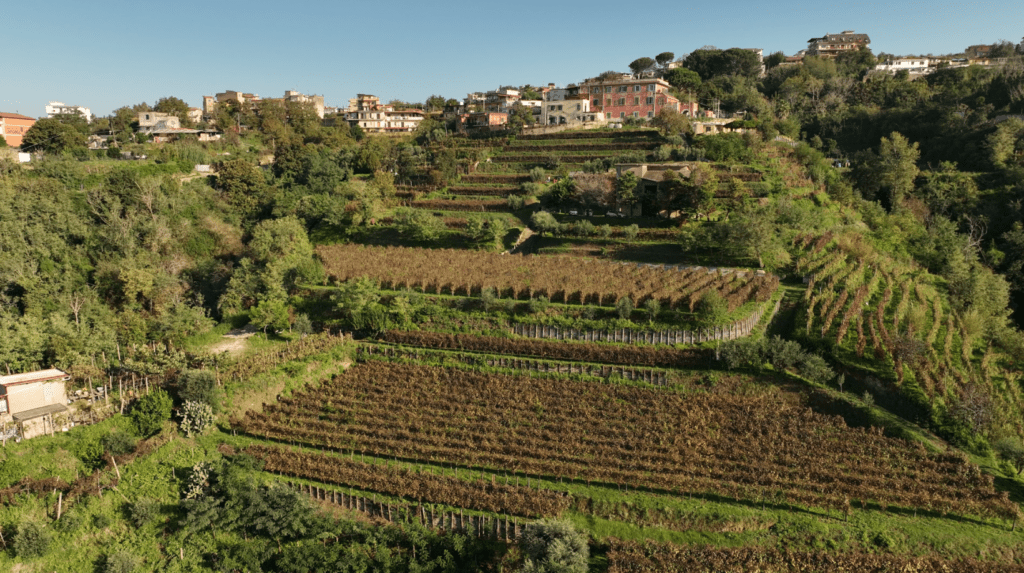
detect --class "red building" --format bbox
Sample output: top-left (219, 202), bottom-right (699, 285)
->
top-left (0, 112), bottom-right (36, 147)
top-left (579, 76), bottom-right (680, 121)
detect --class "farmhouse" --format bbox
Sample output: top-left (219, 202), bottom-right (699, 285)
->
top-left (0, 368), bottom-right (70, 440)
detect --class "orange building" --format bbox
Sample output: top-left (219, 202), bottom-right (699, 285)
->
top-left (0, 112), bottom-right (36, 147)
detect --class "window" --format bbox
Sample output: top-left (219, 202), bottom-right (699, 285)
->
top-left (618, 86), bottom-right (628, 93)
top-left (646, 97), bottom-right (654, 105)
top-left (618, 98), bottom-right (625, 106)
top-left (634, 97), bottom-right (640, 105)
top-left (606, 113), bottom-right (613, 119)
top-left (0, 397), bottom-right (7, 413)
top-left (576, 104), bottom-right (581, 111)
top-left (633, 111), bottom-right (639, 118)
top-left (605, 87), bottom-right (612, 93)
top-left (557, 105), bottom-right (563, 110)
top-left (648, 84), bottom-right (656, 91)
top-left (549, 105), bottom-right (555, 111)
top-left (606, 99), bottom-right (611, 106)
top-left (647, 111), bottom-right (654, 118)
top-left (593, 99), bottom-right (600, 107)
top-left (634, 85), bottom-right (642, 92)
top-left (619, 112), bottom-right (625, 118)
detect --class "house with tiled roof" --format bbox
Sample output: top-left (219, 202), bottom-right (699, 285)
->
top-left (807, 31), bottom-right (871, 58)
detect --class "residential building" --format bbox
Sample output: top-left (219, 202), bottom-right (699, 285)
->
top-left (138, 111), bottom-right (221, 143)
top-left (345, 94), bottom-right (424, 133)
top-left (806, 31), bottom-right (871, 58)
top-left (455, 111), bottom-right (508, 132)
top-left (45, 101), bottom-right (92, 122)
top-left (544, 85), bottom-right (569, 102)
top-left (484, 88), bottom-right (521, 113)
top-left (202, 90), bottom-right (261, 117)
top-left (873, 57), bottom-right (934, 77)
top-left (138, 111), bottom-right (181, 132)
top-left (540, 98), bottom-right (606, 127)
top-left (578, 76), bottom-right (680, 122)
top-left (965, 44), bottom-right (992, 58)
top-left (262, 90), bottom-right (326, 118)
top-left (0, 369), bottom-right (70, 440)
top-left (187, 107), bottom-right (203, 125)
top-left (0, 112), bottom-right (36, 147)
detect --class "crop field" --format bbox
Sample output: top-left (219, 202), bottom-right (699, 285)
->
top-left (236, 361), bottom-right (1017, 522)
top-left (605, 540), bottom-right (1024, 573)
top-left (318, 244), bottom-right (778, 310)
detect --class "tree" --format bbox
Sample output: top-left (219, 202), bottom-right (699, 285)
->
top-left (250, 288), bottom-right (290, 336)
top-left (876, 131), bottom-right (920, 210)
top-left (655, 52), bottom-right (675, 69)
top-left (718, 200), bottom-right (789, 270)
top-left (395, 208), bottom-right (446, 242)
top-left (547, 177), bottom-right (578, 206)
top-left (650, 107), bottom-right (692, 136)
top-left (664, 67), bottom-right (702, 93)
top-left (20, 117), bottom-right (87, 154)
top-left (764, 51), bottom-right (786, 70)
top-left (508, 105), bottom-right (536, 133)
top-left (994, 437), bottom-right (1024, 475)
top-left (153, 96), bottom-right (191, 126)
top-left (214, 158), bottom-right (266, 213)
top-left (614, 171), bottom-right (640, 209)
top-left (629, 57), bottom-right (656, 77)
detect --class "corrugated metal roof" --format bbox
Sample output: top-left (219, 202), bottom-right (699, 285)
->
top-left (0, 369), bottom-right (68, 386)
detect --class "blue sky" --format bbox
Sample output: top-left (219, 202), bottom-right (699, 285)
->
top-left (2, 0), bottom-right (1020, 117)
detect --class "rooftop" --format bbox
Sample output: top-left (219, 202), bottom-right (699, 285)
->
top-left (0, 368), bottom-right (68, 387)
top-left (0, 112), bottom-right (36, 121)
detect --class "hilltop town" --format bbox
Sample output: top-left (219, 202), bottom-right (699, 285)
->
top-left (1, 33), bottom-right (1024, 572)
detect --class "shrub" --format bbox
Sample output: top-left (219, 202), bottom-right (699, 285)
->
top-left (529, 166), bottom-right (546, 182)
top-left (598, 224), bottom-right (612, 239)
top-left (104, 550), bottom-right (142, 573)
top-left (180, 399), bottom-right (216, 437)
top-left (527, 296), bottom-right (550, 314)
top-left (519, 519), bottom-right (589, 573)
top-left (177, 369), bottom-right (222, 413)
top-left (102, 431), bottom-right (137, 457)
top-left (508, 195), bottom-right (527, 210)
top-left (130, 498), bottom-right (159, 527)
top-left (644, 299), bottom-right (661, 323)
top-left (720, 338), bottom-right (763, 369)
top-left (129, 390), bottom-right (173, 437)
top-left (480, 287), bottom-right (498, 311)
top-left (180, 400), bottom-right (216, 438)
top-left (695, 291), bottom-right (729, 326)
top-left (615, 296), bottom-right (634, 320)
top-left (622, 224), bottom-right (639, 240)
top-left (13, 521), bottom-right (52, 558)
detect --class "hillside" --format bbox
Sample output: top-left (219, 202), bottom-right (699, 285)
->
top-left (3, 52), bottom-right (1024, 570)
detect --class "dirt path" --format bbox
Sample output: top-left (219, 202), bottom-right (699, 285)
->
top-left (208, 325), bottom-right (258, 357)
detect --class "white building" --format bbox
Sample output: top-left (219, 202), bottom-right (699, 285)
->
top-left (45, 101), bottom-right (92, 123)
top-left (540, 99), bottom-right (607, 127)
top-left (874, 58), bottom-right (934, 77)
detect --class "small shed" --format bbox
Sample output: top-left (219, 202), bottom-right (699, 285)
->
top-left (0, 369), bottom-right (70, 440)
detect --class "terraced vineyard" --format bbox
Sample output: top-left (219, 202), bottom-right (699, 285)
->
top-left (318, 243), bottom-right (778, 310)
top-left (793, 232), bottom-right (1024, 429)
top-left (236, 361), bottom-right (1018, 521)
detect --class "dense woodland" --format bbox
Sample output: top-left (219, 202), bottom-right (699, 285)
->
top-left (2, 38), bottom-right (1024, 571)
